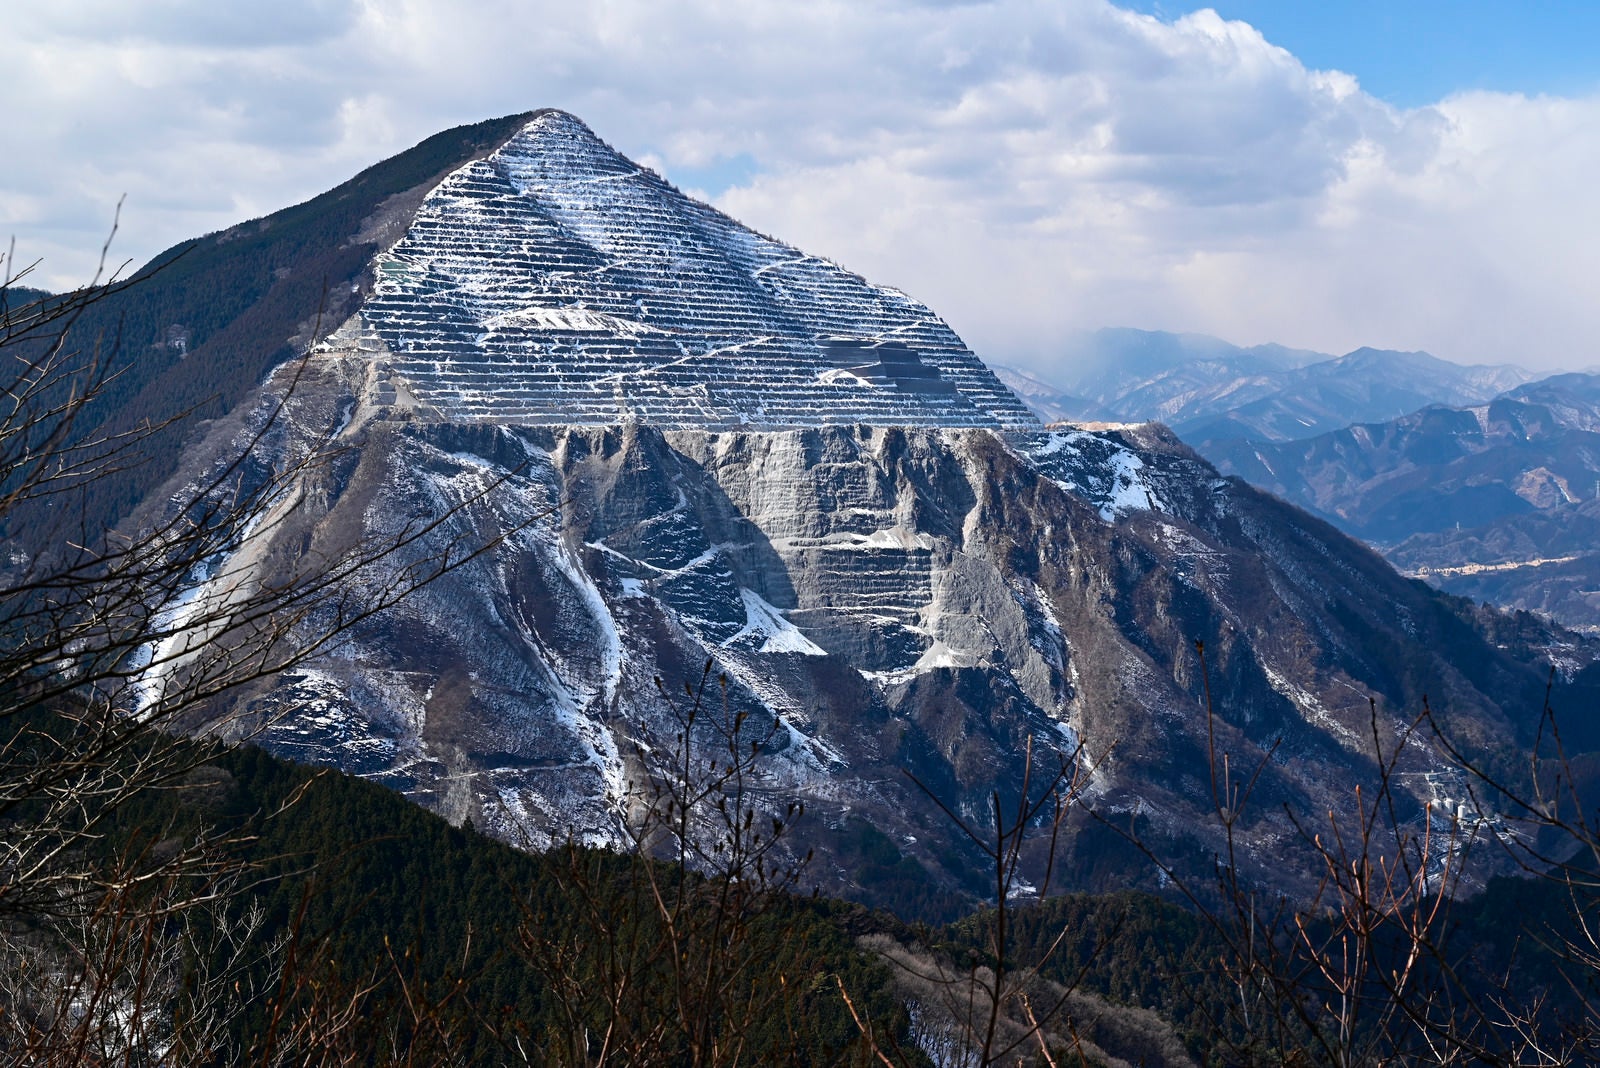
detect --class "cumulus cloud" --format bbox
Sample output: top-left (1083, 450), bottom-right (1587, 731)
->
top-left (1, 0), bottom-right (1596, 373)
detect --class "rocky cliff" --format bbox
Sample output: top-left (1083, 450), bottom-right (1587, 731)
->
top-left (132, 112), bottom-right (1598, 909)
top-left (177, 353), bottom-right (1589, 907)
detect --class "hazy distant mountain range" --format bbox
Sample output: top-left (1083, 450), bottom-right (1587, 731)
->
top-left (1208, 373), bottom-right (1600, 634)
top-left (996, 328), bottom-right (1535, 442)
top-left (1204, 373), bottom-right (1600, 542)
top-left (1003, 338), bottom-right (1600, 633)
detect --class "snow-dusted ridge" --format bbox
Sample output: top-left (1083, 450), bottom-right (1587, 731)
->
top-left (357, 110), bottom-right (1038, 431)
top-left (1014, 429), bottom-right (1166, 521)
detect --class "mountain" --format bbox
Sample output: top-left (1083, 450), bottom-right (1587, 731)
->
top-left (0, 284), bottom-right (52, 307)
top-left (355, 111), bottom-right (1035, 430)
top-left (1047, 328), bottom-right (1326, 399)
top-left (991, 363), bottom-right (1109, 425)
top-left (1012, 329), bottom-right (1534, 443)
top-left (105, 111), bottom-right (1600, 908)
top-left (1201, 373), bottom-right (1600, 539)
top-left (1386, 498), bottom-right (1600, 636)
top-left (1172, 348), bottom-right (1538, 443)
top-left (1198, 373), bottom-right (1600, 634)
top-left (0, 112), bottom-right (541, 545)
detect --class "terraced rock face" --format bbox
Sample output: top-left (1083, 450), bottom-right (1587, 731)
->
top-left (358, 110), bottom-right (1036, 430)
top-left (145, 110), bottom-right (1599, 912)
top-left (183, 349), bottom-right (1591, 910)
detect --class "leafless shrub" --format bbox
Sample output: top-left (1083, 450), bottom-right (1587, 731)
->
top-left (511, 661), bottom-right (824, 1067)
top-left (0, 241), bottom-right (530, 1064)
top-left (1104, 640), bottom-right (1600, 1065)
top-left (0, 841), bottom-right (281, 1066)
top-left (839, 735), bottom-right (1114, 1067)
top-left (854, 933), bottom-right (1194, 1068)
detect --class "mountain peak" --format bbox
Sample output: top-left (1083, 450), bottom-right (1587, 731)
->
top-left (346, 112), bottom-right (1036, 430)
top-left (524, 107), bottom-right (601, 139)
top-left (494, 108), bottom-right (639, 184)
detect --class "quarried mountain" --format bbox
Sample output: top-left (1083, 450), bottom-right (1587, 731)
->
top-left (1012, 329), bottom-right (1532, 443)
top-left (0, 112), bottom-right (540, 545)
top-left (118, 112), bottom-right (1600, 908)
top-left (363, 111), bottom-right (1034, 430)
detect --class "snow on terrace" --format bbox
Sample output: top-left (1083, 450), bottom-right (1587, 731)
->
top-left (480, 306), bottom-right (665, 337)
top-left (359, 110), bottom-right (1038, 431)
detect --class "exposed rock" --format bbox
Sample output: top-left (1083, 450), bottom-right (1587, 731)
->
top-left (186, 350), bottom-right (1588, 907)
top-left (360, 110), bottom-right (1036, 430)
top-left (132, 111), bottom-right (1600, 911)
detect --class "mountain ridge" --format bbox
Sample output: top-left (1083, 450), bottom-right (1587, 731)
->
top-left (1202, 371), bottom-right (1600, 542)
top-left (1007, 329), bottom-right (1535, 443)
top-left (0, 112), bottom-right (539, 545)
top-left (88, 111), bottom-right (1600, 908)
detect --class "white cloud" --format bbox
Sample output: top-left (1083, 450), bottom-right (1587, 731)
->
top-left (1, 0), bottom-right (1596, 372)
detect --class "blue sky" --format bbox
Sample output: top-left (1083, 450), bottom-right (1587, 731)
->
top-left (2, 1), bottom-right (1598, 375)
top-left (1128, 1), bottom-right (1600, 105)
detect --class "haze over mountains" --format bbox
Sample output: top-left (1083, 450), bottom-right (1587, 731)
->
top-left (1209, 373), bottom-right (1600, 635)
top-left (31, 111), bottom-right (1600, 910)
top-left (996, 328), bottom-right (1536, 442)
top-left (1207, 373), bottom-right (1600, 541)
top-left (1004, 334), bottom-right (1600, 635)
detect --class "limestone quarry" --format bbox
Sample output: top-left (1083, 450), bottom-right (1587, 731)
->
top-left (143, 110), bottom-right (1595, 905)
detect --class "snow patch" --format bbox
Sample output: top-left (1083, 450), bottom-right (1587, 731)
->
top-left (817, 367), bottom-right (879, 388)
top-left (1017, 431), bottom-right (1165, 521)
top-left (725, 588), bottom-right (826, 656)
top-left (913, 639), bottom-right (977, 672)
top-left (481, 305), bottom-right (667, 337)
top-left (1261, 664), bottom-right (1359, 746)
